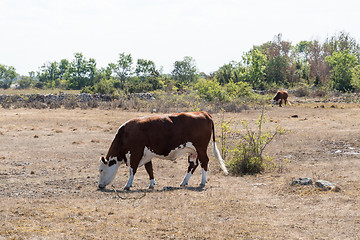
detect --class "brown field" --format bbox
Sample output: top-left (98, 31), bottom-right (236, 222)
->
top-left (1, 103), bottom-right (360, 239)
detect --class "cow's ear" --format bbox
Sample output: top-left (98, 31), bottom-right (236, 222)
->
top-left (101, 156), bottom-right (107, 164)
top-left (109, 160), bottom-right (117, 167)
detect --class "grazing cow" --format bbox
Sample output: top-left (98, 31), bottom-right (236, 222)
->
top-left (271, 90), bottom-right (291, 107)
top-left (98, 111), bottom-right (228, 190)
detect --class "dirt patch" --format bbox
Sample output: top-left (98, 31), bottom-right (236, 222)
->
top-left (1, 106), bottom-right (360, 239)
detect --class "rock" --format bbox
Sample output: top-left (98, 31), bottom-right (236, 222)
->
top-left (315, 180), bottom-right (340, 192)
top-left (290, 177), bottom-right (313, 186)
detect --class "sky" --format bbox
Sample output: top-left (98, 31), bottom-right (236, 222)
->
top-left (1, 0), bottom-right (360, 76)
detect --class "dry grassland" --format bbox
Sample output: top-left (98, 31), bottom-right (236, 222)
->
top-left (1, 103), bottom-right (360, 239)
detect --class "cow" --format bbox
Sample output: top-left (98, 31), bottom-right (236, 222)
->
top-left (98, 111), bottom-right (228, 190)
top-left (271, 90), bottom-right (291, 107)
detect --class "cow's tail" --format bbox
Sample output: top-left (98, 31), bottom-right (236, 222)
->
top-left (212, 122), bottom-right (229, 175)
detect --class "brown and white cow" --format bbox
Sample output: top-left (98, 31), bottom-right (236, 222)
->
top-left (271, 90), bottom-right (291, 107)
top-left (98, 111), bottom-right (228, 190)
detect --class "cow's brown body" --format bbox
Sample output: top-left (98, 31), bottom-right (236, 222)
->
top-left (272, 90), bottom-right (290, 107)
top-left (98, 111), bottom-right (227, 190)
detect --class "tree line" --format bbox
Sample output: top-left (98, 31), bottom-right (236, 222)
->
top-left (1, 31), bottom-right (360, 95)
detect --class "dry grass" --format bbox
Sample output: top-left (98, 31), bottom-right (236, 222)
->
top-left (1, 105), bottom-right (360, 239)
top-left (0, 88), bottom-right (80, 95)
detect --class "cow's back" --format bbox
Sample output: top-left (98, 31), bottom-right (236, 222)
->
top-left (122, 111), bottom-right (213, 156)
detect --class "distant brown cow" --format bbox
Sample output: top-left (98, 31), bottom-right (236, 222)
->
top-left (98, 111), bottom-right (228, 190)
top-left (271, 90), bottom-right (291, 107)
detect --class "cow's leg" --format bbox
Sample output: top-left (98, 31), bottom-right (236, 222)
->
top-left (124, 167), bottom-right (135, 190)
top-left (124, 152), bottom-right (141, 191)
top-left (145, 161), bottom-right (156, 189)
top-left (279, 99), bottom-right (283, 107)
top-left (198, 151), bottom-right (209, 187)
top-left (180, 152), bottom-right (198, 187)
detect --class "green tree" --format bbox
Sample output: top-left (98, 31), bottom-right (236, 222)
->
top-left (58, 59), bottom-right (69, 80)
top-left (0, 64), bottom-right (17, 89)
top-left (351, 65), bottom-right (360, 92)
top-left (215, 61), bottom-right (245, 85)
top-left (294, 41), bottom-right (310, 62)
top-left (67, 53), bottom-right (97, 90)
top-left (113, 53), bottom-right (133, 86)
top-left (37, 62), bottom-right (58, 84)
top-left (171, 56), bottom-right (197, 88)
top-left (258, 34), bottom-right (292, 87)
top-left (135, 59), bottom-right (158, 78)
top-left (18, 76), bottom-right (36, 89)
top-left (326, 50), bottom-right (358, 91)
top-left (243, 48), bottom-right (268, 89)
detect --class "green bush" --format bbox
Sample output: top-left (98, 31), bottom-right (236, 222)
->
top-left (194, 78), bottom-right (224, 101)
top-left (195, 78), bottom-right (257, 103)
top-left (223, 107), bottom-right (286, 175)
top-left (81, 78), bottom-right (117, 95)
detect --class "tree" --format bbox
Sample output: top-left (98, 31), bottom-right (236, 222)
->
top-left (258, 34), bottom-right (291, 87)
top-left (58, 59), bottom-right (69, 80)
top-left (135, 59), bottom-right (158, 78)
top-left (324, 31), bottom-right (360, 59)
top-left (37, 61), bottom-right (62, 88)
top-left (67, 53), bottom-right (97, 90)
top-left (243, 48), bottom-right (267, 89)
top-left (326, 50), bottom-right (358, 91)
top-left (215, 61), bottom-right (245, 85)
top-left (0, 64), bottom-right (17, 89)
top-left (171, 56), bottom-right (197, 88)
top-left (112, 53), bottom-right (133, 85)
top-left (306, 40), bottom-right (329, 85)
top-left (351, 65), bottom-right (360, 91)
top-left (18, 76), bottom-right (36, 89)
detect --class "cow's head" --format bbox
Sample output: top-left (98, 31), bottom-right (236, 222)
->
top-left (98, 156), bottom-right (120, 189)
top-left (270, 99), bottom-right (276, 107)
top-left (271, 99), bottom-right (280, 107)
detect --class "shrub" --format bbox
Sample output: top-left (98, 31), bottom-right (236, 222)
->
top-left (194, 78), bottom-right (224, 101)
top-left (223, 106), bottom-right (286, 175)
top-left (294, 83), bottom-right (310, 97)
top-left (225, 81), bottom-right (254, 100)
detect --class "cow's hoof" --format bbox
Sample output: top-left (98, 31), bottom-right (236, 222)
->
top-left (180, 183), bottom-right (187, 187)
top-left (199, 183), bottom-right (205, 188)
top-left (148, 185), bottom-right (154, 189)
top-left (124, 186), bottom-right (130, 191)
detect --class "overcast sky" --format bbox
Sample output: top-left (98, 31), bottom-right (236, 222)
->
top-left (1, 0), bottom-right (360, 75)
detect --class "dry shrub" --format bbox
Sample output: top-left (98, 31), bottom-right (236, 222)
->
top-left (222, 106), bottom-right (286, 176)
top-left (48, 101), bottom-right (62, 109)
top-left (28, 101), bottom-right (47, 109)
top-left (294, 85), bottom-right (310, 97)
top-left (1, 102), bottom-right (11, 109)
top-left (313, 89), bottom-right (327, 98)
top-left (64, 97), bottom-right (78, 109)
top-left (220, 102), bottom-right (249, 113)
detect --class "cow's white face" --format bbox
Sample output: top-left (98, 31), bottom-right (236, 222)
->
top-left (98, 156), bottom-right (120, 189)
top-left (270, 99), bottom-right (276, 107)
top-left (271, 99), bottom-right (281, 107)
